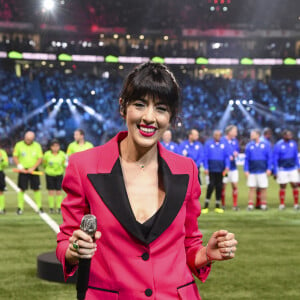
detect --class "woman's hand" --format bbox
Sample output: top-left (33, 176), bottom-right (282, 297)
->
top-left (206, 230), bottom-right (238, 262)
top-left (65, 229), bottom-right (101, 265)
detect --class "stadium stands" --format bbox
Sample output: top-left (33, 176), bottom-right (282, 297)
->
top-left (1, 69), bottom-right (299, 154)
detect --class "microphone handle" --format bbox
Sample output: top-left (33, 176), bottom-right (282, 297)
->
top-left (76, 258), bottom-right (91, 300)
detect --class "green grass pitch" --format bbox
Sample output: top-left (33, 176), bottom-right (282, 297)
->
top-left (0, 167), bottom-right (299, 299)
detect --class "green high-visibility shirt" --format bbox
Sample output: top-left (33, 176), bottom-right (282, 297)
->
top-left (13, 141), bottom-right (43, 169)
top-left (43, 150), bottom-right (66, 176)
top-left (66, 141), bottom-right (93, 156)
top-left (0, 149), bottom-right (9, 171)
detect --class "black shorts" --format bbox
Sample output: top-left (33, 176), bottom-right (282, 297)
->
top-left (0, 171), bottom-right (5, 191)
top-left (46, 174), bottom-right (63, 190)
top-left (18, 172), bottom-right (40, 191)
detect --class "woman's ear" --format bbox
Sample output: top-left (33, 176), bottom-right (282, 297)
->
top-left (119, 98), bottom-right (125, 117)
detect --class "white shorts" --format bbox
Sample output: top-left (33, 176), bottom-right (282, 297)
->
top-left (276, 169), bottom-right (299, 184)
top-left (247, 173), bottom-right (268, 188)
top-left (223, 170), bottom-right (239, 184)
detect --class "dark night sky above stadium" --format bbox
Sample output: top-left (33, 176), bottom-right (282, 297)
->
top-left (8, 0), bottom-right (300, 31)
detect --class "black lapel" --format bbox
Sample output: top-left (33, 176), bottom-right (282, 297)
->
top-left (146, 156), bottom-right (189, 244)
top-left (87, 159), bottom-right (147, 244)
top-left (87, 156), bottom-right (190, 245)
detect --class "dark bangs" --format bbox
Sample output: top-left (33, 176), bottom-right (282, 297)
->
top-left (120, 62), bottom-right (180, 122)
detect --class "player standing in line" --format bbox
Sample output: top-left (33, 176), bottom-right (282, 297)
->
top-left (178, 129), bottom-right (204, 181)
top-left (160, 129), bottom-right (178, 153)
top-left (202, 130), bottom-right (230, 214)
top-left (0, 146), bottom-right (9, 214)
top-left (256, 127), bottom-right (273, 209)
top-left (273, 130), bottom-right (299, 210)
top-left (221, 125), bottom-right (240, 211)
top-left (244, 129), bottom-right (272, 211)
top-left (13, 131), bottom-right (43, 214)
top-left (43, 139), bottom-right (66, 214)
top-left (66, 129), bottom-right (93, 157)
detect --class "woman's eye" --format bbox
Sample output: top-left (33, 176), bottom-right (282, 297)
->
top-left (157, 105), bottom-right (168, 112)
top-left (134, 102), bottom-right (145, 108)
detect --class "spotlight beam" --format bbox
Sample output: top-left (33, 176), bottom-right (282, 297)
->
top-left (74, 101), bottom-right (104, 123)
top-left (66, 99), bottom-right (81, 126)
top-left (246, 102), bottom-right (295, 121)
top-left (217, 104), bottom-right (232, 131)
top-left (237, 103), bottom-right (260, 128)
top-left (12, 100), bottom-right (53, 131)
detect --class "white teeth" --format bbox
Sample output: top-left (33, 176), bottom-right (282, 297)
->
top-left (140, 127), bottom-right (155, 133)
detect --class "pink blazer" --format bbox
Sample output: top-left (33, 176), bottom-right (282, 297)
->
top-left (57, 132), bottom-right (211, 300)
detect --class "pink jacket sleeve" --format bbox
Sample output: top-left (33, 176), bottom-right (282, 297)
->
top-left (185, 160), bottom-right (211, 282)
top-left (56, 155), bottom-right (90, 281)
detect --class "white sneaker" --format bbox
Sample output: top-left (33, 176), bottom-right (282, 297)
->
top-left (261, 204), bottom-right (268, 211)
top-left (247, 204), bottom-right (254, 211)
top-left (294, 204), bottom-right (300, 210)
top-left (278, 204), bottom-right (285, 210)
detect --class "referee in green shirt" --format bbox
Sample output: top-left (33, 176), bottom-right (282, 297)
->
top-left (0, 147), bottom-right (9, 214)
top-left (13, 131), bottom-right (43, 214)
top-left (43, 139), bottom-right (66, 214)
top-left (66, 129), bottom-right (93, 157)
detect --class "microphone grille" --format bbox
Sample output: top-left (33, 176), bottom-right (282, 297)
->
top-left (80, 214), bottom-right (97, 236)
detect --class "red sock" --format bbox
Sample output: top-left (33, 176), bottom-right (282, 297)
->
top-left (261, 200), bottom-right (267, 206)
top-left (233, 188), bottom-right (238, 207)
top-left (293, 188), bottom-right (299, 205)
top-left (279, 189), bottom-right (285, 205)
top-left (221, 187), bottom-right (226, 207)
top-left (256, 190), bottom-right (261, 207)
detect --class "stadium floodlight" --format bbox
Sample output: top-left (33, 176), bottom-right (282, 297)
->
top-left (242, 100), bottom-right (247, 105)
top-left (58, 98), bottom-right (64, 103)
top-left (51, 98), bottom-right (56, 103)
top-left (43, 0), bottom-right (55, 11)
top-left (229, 100), bottom-right (234, 105)
top-left (235, 100), bottom-right (241, 105)
top-left (249, 100), bottom-right (254, 105)
top-left (73, 98), bottom-right (78, 104)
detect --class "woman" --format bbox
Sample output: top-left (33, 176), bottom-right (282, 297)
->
top-left (43, 139), bottom-right (66, 213)
top-left (56, 62), bottom-right (238, 299)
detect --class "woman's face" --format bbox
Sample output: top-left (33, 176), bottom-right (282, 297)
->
top-left (125, 97), bottom-right (171, 149)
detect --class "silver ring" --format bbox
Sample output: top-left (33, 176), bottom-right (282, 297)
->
top-left (228, 249), bottom-right (232, 256)
top-left (73, 239), bottom-right (79, 251)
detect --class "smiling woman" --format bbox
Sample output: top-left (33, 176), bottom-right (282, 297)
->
top-left (56, 62), bottom-right (238, 300)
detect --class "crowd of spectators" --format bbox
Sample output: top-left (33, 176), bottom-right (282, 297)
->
top-left (0, 67), bottom-right (299, 156)
top-left (0, 0), bottom-right (299, 58)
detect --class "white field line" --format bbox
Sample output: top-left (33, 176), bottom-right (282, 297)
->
top-left (5, 176), bottom-right (60, 234)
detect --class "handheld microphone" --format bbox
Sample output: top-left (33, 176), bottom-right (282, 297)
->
top-left (76, 214), bottom-right (97, 300)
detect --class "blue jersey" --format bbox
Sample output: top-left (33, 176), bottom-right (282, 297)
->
top-left (220, 137), bottom-right (239, 171)
top-left (160, 141), bottom-right (178, 154)
top-left (178, 140), bottom-right (204, 168)
top-left (273, 139), bottom-right (299, 174)
top-left (244, 141), bottom-right (272, 174)
top-left (204, 139), bottom-right (230, 172)
top-left (260, 136), bottom-right (272, 147)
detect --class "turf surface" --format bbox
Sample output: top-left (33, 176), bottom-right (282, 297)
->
top-left (0, 167), bottom-right (299, 299)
